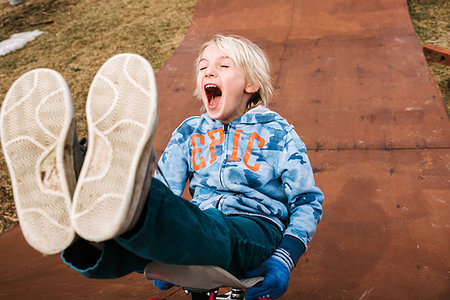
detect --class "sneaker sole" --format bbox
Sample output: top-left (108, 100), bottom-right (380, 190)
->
top-left (0, 69), bottom-right (77, 254)
top-left (72, 53), bottom-right (158, 241)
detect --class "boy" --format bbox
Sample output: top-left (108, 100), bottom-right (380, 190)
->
top-left (1, 35), bottom-right (323, 300)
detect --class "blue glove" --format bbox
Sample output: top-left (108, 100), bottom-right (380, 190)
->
top-left (152, 280), bottom-right (175, 290)
top-left (244, 254), bottom-right (291, 300)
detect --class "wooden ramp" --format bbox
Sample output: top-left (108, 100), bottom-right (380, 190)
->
top-left (1, 0), bottom-right (449, 299)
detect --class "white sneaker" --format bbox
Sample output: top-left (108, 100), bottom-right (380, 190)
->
top-left (71, 53), bottom-right (158, 242)
top-left (0, 69), bottom-right (79, 254)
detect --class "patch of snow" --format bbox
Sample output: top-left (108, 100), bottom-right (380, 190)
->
top-left (0, 30), bottom-right (45, 56)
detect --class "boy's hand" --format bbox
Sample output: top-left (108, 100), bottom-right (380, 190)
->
top-left (152, 280), bottom-right (175, 290)
top-left (244, 255), bottom-right (290, 300)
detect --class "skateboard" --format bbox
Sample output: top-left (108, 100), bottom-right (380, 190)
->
top-left (145, 261), bottom-right (270, 300)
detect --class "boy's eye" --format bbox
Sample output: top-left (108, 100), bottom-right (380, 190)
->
top-left (199, 67), bottom-right (207, 71)
top-left (221, 65), bottom-right (229, 68)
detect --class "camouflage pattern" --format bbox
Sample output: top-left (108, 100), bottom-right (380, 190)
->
top-left (155, 106), bottom-right (324, 249)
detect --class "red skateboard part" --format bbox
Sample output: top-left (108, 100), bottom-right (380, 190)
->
top-left (423, 44), bottom-right (450, 66)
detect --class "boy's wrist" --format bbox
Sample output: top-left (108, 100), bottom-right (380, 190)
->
top-left (272, 248), bottom-right (295, 271)
top-left (277, 234), bottom-right (307, 269)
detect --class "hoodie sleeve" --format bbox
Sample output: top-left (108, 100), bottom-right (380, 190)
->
top-left (154, 129), bottom-right (190, 196)
top-left (276, 127), bottom-right (324, 268)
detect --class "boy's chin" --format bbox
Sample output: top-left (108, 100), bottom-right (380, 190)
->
top-left (207, 112), bottom-right (220, 121)
top-left (206, 110), bottom-right (224, 122)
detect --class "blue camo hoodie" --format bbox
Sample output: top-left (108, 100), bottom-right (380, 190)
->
top-left (155, 106), bottom-right (324, 265)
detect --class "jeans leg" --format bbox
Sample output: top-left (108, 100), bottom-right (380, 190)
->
top-left (116, 179), bottom-right (281, 276)
top-left (62, 238), bottom-right (149, 279)
top-left (62, 178), bottom-right (281, 279)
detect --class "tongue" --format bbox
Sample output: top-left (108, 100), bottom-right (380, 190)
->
top-left (210, 94), bottom-right (221, 106)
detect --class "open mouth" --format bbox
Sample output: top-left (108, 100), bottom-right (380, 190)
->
top-left (204, 84), bottom-right (222, 107)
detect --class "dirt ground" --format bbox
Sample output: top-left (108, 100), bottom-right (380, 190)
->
top-left (0, 0), bottom-right (448, 233)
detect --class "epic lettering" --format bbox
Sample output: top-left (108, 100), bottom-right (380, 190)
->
top-left (191, 128), bottom-right (265, 172)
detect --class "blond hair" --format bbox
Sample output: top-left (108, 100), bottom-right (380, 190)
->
top-left (194, 34), bottom-right (274, 110)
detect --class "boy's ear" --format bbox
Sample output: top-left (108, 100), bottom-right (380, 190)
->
top-left (245, 84), bottom-right (259, 94)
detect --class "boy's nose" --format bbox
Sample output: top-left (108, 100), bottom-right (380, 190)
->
top-left (205, 68), bottom-right (217, 78)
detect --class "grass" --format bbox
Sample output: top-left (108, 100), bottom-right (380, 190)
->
top-left (0, 0), bottom-right (448, 233)
top-left (408, 0), bottom-right (450, 112)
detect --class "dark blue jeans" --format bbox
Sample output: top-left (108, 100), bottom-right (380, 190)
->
top-left (62, 178), bottom-right (282, 279)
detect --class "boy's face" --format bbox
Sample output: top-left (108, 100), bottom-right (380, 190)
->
top-left (197, 44), bottom-right (256, 124)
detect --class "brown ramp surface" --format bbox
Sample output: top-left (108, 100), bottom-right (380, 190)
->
top-left (1, 0), bottom-right (449, 299)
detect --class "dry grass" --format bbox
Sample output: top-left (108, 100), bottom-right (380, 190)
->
top-left (0, 0), bottom-right (448, 233)
top-left (0, 0), bottom-right (195, 232)
top-left (408, 0), bottom-right (450, 112)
